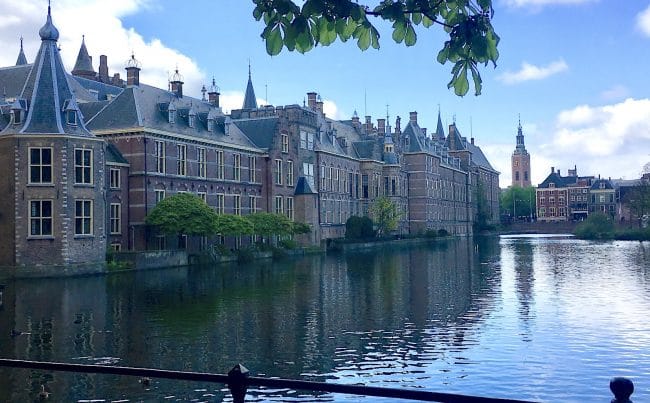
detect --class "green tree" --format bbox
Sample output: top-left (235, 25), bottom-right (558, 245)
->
top-left (500, 186), bottom-right (535, 221)
top-left (291, 221), bottom-right (312, 235)
top-left (624, 180), bottom-right (650, 227)
top-left (248, 212), bottom-right (295, 238)
top-left (574, 212), bottom-right (615, 240)
top-left (474, 180), bottom-right (491, 230)
top-left (369, 196), bottom-right (401, 236)
top-left (253, 0), bottom-right (499, 96)
top-left (345, 215), bottom-right (375, 239)
top-left (145, 193), bottom-right (218, 236)
top-left (214, 214), bottom-right (254, 236)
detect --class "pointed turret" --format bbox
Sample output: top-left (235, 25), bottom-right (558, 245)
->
top-left (242, 64), bottom-right (258, 109)
top-left (435, 107), bottom-right (445, 141)
top-left (16, 37), bottom-right (28, 65)
top-left (71, 35), bottom-right (96, 80)
top-left (2, 6), bottom-right (92, 137)
top-left (514, 116), bottom-right (527, 153)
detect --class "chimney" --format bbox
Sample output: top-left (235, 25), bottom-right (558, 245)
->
top-left (551, 166), bottom-right (555, 173)
top-left (377, 118), bottom-right (385, 134)
top-left (307, 92), bottom-right (317, 109)
top-left (422, 128), bottom-right (427, 137)
top-left (395, 116), bottom-right (401, 133)
top-left (471, 137), bottom-right (474, 145)
top-left (316, 99), bottom-right (324, 115)
top-left (208, 90), bottom-right (220, 107)
top-left (170, 68), bottom-right (184, 98)
top-left (409, 111), bottom-right (417, 124)
top-left (112, 72), bottom-right (122, 86)
top-left (365, 115), bottom-right (372, 133)
top-left (351, 112), bottom-right (360, 129)
top-left (99, 55), bottom-right (109, 82)
top-left (125, 54), bottom-right (141, 87)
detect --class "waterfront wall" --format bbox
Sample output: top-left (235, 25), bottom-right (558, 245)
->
top-left (503, 221), bottom-right (578, 234)
top-left (113, 250), bottom-right (188, 270)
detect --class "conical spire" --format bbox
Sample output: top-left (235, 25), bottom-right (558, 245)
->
top-left (16, 37), bottom-right (28, 65)
top-left (514, 114), bottom-right (527, 153)
top-left (242, 63), bottom-right (258, 109)
top-left (2, 6), bottom-right (92, 137)
top-left (435, 106), bottom-right (445, 141)
top-left (71, 35), bottom-right (95, 78)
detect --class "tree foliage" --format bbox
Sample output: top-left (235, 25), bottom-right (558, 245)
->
top-left (146, 193), bottom-right (218, 236)
top-left (253, 0), bottom-right (499, 96)
top-left (345, 215), bottom-right (375, 239)
top-left (369, 197), bottom-right (401, 236)
top-left (624, 180), bottom-right (650, 227)
top-left (574, 212), bottom-right (615, 240)
top-left (248, 212), bottom-right (295, 236)
top-left (215, 214), bottom-right (255, 236)
top-left (500, 186), bottom-right (536, 221)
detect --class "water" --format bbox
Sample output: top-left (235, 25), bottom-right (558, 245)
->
top-left (1, 236), bottom-right (649, 402)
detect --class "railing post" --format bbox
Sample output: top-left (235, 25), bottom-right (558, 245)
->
top-left (610, 377), bottom-right (634, 403)
top-left (228, 364), bottom-right (249, 403)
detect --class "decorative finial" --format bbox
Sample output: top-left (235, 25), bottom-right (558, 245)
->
top-left (453, 114), bottom-right (456, 124)
top-left (248, 59), bottom-right (251, 78)
top-left (82, 34), bottom-right (85, 42)
top-left (20, 36), bottom-right (23, 49)
top-left (518, 113), bottom-right (521, 128)
top-left (386, 104), bottom-right (390, 122)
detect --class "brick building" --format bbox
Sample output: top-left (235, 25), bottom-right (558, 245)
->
top-left (511, 119), bottom-right (531, 187)
top-left (0, 7), bottom-right (500, 270)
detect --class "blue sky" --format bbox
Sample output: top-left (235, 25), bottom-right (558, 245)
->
top-left (1, 0), bottom-right (649, 187)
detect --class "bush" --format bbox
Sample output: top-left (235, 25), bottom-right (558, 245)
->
top-left (345, 216), bottom-right (375, 240)
top-left (424, 229), bottom-right (438, 238)
top-left (278, 238), bottom-right (298, 249)
top-left (574, 213), bottom-right (615, 240)
top-left (438, 229), bottom-right (449, 237)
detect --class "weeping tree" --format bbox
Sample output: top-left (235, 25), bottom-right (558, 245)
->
top-left (253, 0), bottom-right (499, 96)
top-left (146, 193), bottom-right (218, 237)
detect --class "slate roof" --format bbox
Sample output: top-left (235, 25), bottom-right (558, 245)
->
top-left (106, 142), bottom-right (129, 165)
top-left (87, 83), bottom-right (258, 149)
top-left (16, 38), bottom-right (28, 66)
top-left (467, 141), bottom-right (497, 172)
top-left (538, 172), bottom-right (576, 188)
top-left (73, 75), bottom-right (123, 101)
top-left (242, 71), bottom-right (257, 109)
top-left (294, 176), bottom-right (317, 195)
top-left (0, 65), bottom-right (32, 99)
top-left (71, 37), bottom-right (95, 75)
top-left (435, 110), bottom-right (445, 141)
top-left (590, 178), bottom-right (614, 190)
top-left (233, 116), bottom-right (278, 149)
top-left (1, 8), bottom-right (93, 137)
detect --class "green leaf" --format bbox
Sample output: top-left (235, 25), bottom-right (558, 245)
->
top-left (319, 18), bottom-right (337, 45)
top-left (453, 64), bottom-right (469, 96)
top-left (392, 21), bottom-right (406, 43)
top-left (266, 26), bottom-right (283, 56)
top-left (404, 23), bottom-right (416, 46)
top-left (437, 44), bottom-right (450, 64)
top-left (412, 12), bottom-right (422, 25)
top-left (470, 63), bottom-right (482, 96)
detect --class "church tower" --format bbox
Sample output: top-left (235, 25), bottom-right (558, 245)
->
top-left (511, 118), bottom-right (531, 187)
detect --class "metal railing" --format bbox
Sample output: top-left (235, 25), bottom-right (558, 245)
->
top-left (0, 359), bottom-right (635, 402)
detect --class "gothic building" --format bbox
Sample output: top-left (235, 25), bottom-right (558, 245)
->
top-left (511, 119), bottom-right (531, 187)
top-left (0, 7), bottom-right (500, 273)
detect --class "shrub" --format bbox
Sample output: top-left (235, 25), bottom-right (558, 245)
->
top-left (574, 213), bottom-right (615, 240)
top-left (424, 229), bottom-right (438, 238)
top-left (345, 216), bottom-right (375, 240)
top-left (438, 229), bottom-right (449, 237)
top-left (278, 238), bottom-right (298, 249)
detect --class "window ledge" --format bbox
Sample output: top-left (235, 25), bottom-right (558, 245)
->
top-left (74, 235), bottom-right (94, 239)
top-left (27, 235), bottom-right (55, 240)
top-left (27, 183), bottom-right (55, 187)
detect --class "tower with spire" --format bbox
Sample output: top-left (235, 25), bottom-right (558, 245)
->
top-left (16, 37), bottom-right (28, 65)
top-left (0, 4), bottom-right (107, 269)
top-left (71, 35), bottom-right (96, 80)
top-left (511, 116), bottom-right (531, 187)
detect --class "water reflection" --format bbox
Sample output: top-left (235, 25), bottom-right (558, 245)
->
top-left (1, 237), bottom-right (649, 402)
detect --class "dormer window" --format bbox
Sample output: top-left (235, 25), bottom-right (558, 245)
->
top-left (67, 110), bottom-right (77, 125)
top-left (207, 119), bottom-right (215, 132)
top-left (11, 99), bottom-right (26, 125)
top-left (11, 110), bottom-right (21, 125)
top-left (224, 122), bottom-right (230, 135)
top-left (168, 109), bottom-right (176, 124)
top-left (188, 113), bottom-right (196, 128)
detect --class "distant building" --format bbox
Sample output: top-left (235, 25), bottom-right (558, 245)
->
top-left (511, 119), bottom-right (531, 187)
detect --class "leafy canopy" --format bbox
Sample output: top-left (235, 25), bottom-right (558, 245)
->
top-left (146, 193), bottom-right (218, 236)
top-left (253, 0), bottom-right (499, 96)
top-left (369, 196), bottom-right (401, 236)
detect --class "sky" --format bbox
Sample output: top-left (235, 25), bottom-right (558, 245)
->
top-left (1, 0), bottom-right (649, 188)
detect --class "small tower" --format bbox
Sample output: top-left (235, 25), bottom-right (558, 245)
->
top-left (242, 63), bottom-right (258, 109)
top-left (511, 116), bottom-right (531, 187)
top-left (71, 35), bottom-right (96, 80)
top-left (170, 68), bottom-right (183, 98)
top-left (125, 53), bottom-right (141, 86)
top-left (16, 37), bottom-right (28, 65)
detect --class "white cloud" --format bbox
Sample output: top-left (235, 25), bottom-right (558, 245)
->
top-left (636, 4), bottom-right (650, 37)
top-left (0, 0), bottom-right (205, 97)
top-left (323, 99), bottom-right (345, 120)
top-left (498, 60), bottom-right (568, 85)
top-left (503, 0), bottom-right (595, 7)
top-left (540, 98), bottom-right (650, 181)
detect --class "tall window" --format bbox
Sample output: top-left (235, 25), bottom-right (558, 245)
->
top-left (300, 131), bottom-right (314, 150)
top-left (30, 200), bottom-right (52, 236)
top-left (177, 144), bottom-right (187, 175)
top-left (275, 195), bottom-right (283, 215)
top-left (304, 163), bottom-right (314, 188)
top-left (286, 160), bottom-right (294, 186)
top-left (74, 149), bottom-right (93, 184)
top-left (75, 200), bottom-right (92, 235)
top-left (216, 193), bottom-right (225, 214)
top-left (286, 197), bottom-right (294, 220)
top-left (155, 189), bottom-right (165, 204)
top-left (275, 159), bottom-right (283, 185)
top-left (197, 148), bottom-right (206, 178)
top-left (197, 192), bottom-right (207, 202)
top-left (216, 150), bottom-right (224, 180)
top-left (249, 156), bottom-right (256, 182)
top-left (155, 141), bottom-right (166, 173)
top-left (233, 154), bottom-right (241, 181)
top-left (328, 166), bottom-right (333, 190)
top-left (29, 147), bottom-right (53, 184)
top-left (320, 165), bottom-right (326, 190)
top-left (249, 195), bottom-right (258, 213)
top-left (234, 194), bottom-right (241, 216)
top-left (110, 203), bottom-right (121, 234)
top-left (110, 168), bottom-right (120, 189)
top-left (281, 133), bottom-right (289, 153)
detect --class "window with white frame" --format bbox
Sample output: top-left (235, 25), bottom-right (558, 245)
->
top-left (177, 144), bottom-right (187, 175)
top-left (249, 195), bottom-right (257, 213)
top-left (286, 160), bottom-right (294, 186)
top-left (110, 168), bottom-right (120, 189)
top-left (304, 163), bottom-right (314, 188)
top-left (281, 133), bottom-right (289, 153)
top-left (216, 150), bottom-right (224, 179)
top-left (286, 196), bottom-right (294, 220)
top-left (233, 154), bottom-right (241, 181)
top-left (155, 189), bottom-right (165, 204)
top-left (75, 200), bottom-right (93, 235)
top-left (29, 147), bottom-right (53, 184)
top-left (234, 194), bottom-right (241, 215)
top-left (74, 148), bottom-right (93, 185)
top-left (275, 159), bottom-right (283, 185)
top-left (249, 156), bottom-right (256, 182)
top-left (197, 148), bottom-right (206, 178)
top-left (110, 203), bottom-right (121, 234)
top-left (155, 141), bottom-right (166, 173)
top-left (216, 193), bottom-right (225, 214)
top-left (111, 242), bottom-right (121, 251)
top-left (275, 195), bottom-right (283, 215)
top-left (29, 200), bottom-right (53, 236)
top-left (197, 192), bottom-right (207, 203)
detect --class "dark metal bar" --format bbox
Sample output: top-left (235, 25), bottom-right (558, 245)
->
top-left (0, 358), bottom-right (532, 402)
